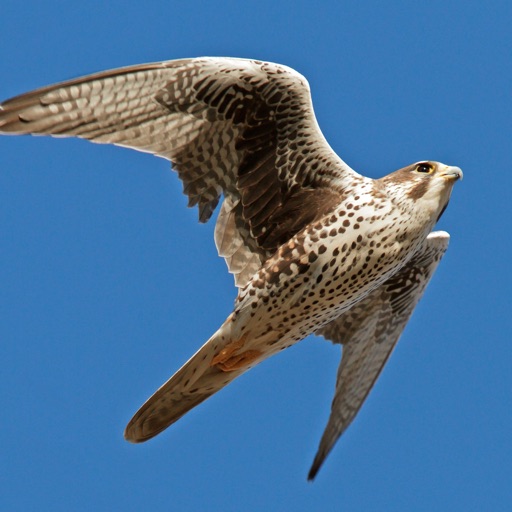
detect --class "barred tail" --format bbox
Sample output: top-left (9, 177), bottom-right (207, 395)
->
top-left (124, 325), bottom-right (245, 443)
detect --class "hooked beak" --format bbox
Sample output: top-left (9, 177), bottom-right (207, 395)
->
top-left (440, 165), bottom-right (463, 181)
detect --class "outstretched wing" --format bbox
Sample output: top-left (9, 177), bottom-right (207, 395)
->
top-left (0, 57), bottom-right (361, 286)
top-left (309, 231), bottom-right (450, 480)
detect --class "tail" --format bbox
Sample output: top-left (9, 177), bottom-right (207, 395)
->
top-left (124, 324), bottom-right (248, 443)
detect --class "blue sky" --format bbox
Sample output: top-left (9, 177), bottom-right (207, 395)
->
top-left (1, 1), bottom-right (511, 510)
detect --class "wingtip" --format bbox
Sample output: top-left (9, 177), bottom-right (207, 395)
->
top-left (307, 467), bottom-right (318, 482)
top-left (307, 455), bottom-right (323, 481)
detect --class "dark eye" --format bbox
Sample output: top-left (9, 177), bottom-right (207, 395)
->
top-left (416, 163), bottom-right (433, 174)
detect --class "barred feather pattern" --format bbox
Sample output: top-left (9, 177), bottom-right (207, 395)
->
top-left (0, 57), bottom-right (361, 286)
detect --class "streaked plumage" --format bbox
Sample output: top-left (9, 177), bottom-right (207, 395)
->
top-left (0, 57), bottom-right (461, 479)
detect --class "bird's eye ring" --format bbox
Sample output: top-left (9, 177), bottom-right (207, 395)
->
top-left (415, 163), bottom-right (433, 174)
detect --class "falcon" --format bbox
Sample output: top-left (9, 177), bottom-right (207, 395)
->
top-left (0, 58), bottom-right (462, 479)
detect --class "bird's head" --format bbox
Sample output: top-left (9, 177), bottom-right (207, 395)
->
top-left (380, 160), bottom-right (462, 224)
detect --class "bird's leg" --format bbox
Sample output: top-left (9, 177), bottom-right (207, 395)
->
top-left (210, 333), bottom-right (262, 371)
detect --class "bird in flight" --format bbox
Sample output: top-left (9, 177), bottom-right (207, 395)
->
top-left (0, 58), bottom-right (461, 479)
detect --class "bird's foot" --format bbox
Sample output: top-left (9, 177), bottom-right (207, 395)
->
top-left (210, 334), bottom-right (262, 371)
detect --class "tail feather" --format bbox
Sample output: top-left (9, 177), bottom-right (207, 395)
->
top-left (124, 327), bottom-right (244, 443)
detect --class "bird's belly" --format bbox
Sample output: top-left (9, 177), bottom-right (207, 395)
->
top-left (233, 225), bottom-right (416, 354)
